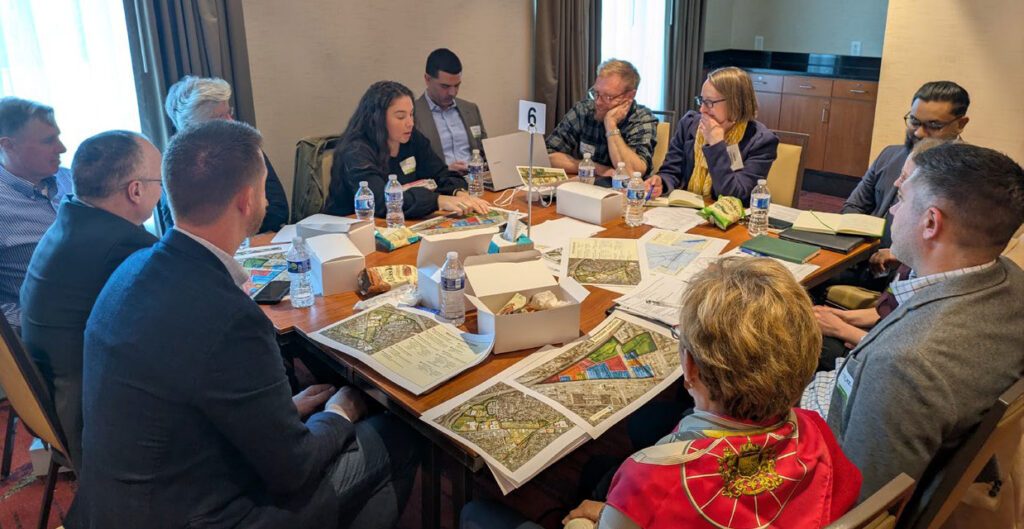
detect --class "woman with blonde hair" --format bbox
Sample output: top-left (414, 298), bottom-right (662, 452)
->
top-left (645, 67), bottom-right (778, 204)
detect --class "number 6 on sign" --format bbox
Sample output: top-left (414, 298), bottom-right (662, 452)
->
top-left (518, 100), bottom-right (546, 134)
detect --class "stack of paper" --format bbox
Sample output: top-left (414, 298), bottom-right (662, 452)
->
top-left (639, 229), bottom-right (729, 279)
top-left (422, 311), bottom-right (681, 493)
top-left (642, 206), bottom-right (705, 232)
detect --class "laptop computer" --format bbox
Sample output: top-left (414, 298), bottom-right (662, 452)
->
top-left (481, 131), bottom-right (550, 191)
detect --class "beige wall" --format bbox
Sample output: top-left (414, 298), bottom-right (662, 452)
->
top-left (705, 0), bottom-right (888, 57)
top-left (870, 0), bottom-right (1024, 161)
top-left (242, 1), bottom-right (534, 203)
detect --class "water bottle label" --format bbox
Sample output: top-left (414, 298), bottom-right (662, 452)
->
top-left (288, 260), bottom-right (311, 274)
top-left (752, 197), bottom-right (770, 209)
top-left (355, 198), bottom-right (374, 210)
top-left (386, 191), bottom-right (403, 202)
top-left (579, 168), bottom-right (594, 177)
top-left (441, 276), bottom-right (464, 291)
top-left (627, 188), bottom-right (645, 200)
top-left (612, 178), bottom-right (626, 190)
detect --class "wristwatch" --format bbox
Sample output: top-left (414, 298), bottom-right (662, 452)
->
top-left (605, 128), bottom-right (621, 138)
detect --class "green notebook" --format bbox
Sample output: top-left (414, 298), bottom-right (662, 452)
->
top-left (740, 234), bottom-right (821, 264)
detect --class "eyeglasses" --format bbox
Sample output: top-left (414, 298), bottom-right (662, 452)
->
top-left (904, 112), bottom-right (960, 132)
top-left (588, 87), bottom-right (628, 104)
top-left (694, 95), bottom-right (727, 109)
top-left (120, 178), bottom-right (163, 190)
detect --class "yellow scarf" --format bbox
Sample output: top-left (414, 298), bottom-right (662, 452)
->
top-left (688, 121), bottom-right (748, 198)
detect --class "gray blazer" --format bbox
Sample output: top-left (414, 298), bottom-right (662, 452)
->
top-left (414, 93), bottom-right (487, 162)
top-left (828, 257), bottom-right (1024, 502)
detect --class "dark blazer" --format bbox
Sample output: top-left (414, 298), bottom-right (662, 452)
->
top-left (325, 128), bottom-right (468, 219)
top-left (841, 144), bottom-right (910, 248)
top-left (157, 151), bottom-right (288, 234)
top-left (75, 229), bottom-right (353, 529)
top-left (19, 196), bottom-right (157, 467)
top-left (657, 110), bottom-right (779, 204)
top-left (413, 94), bottom-right (487, 162)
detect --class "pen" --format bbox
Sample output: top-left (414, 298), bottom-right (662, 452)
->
top-left (739, 247), bottom-right (766, 257)
top-left (645, 299), bottom-right (682, 308)
top-left (644, 186), bottom-right (654, 204)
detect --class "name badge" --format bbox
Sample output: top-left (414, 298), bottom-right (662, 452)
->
top-left (400, 156), bottom-right (416, 175)
top-left (726, 144), bottom-right (744, 171)
top-left (470, 125), bottom-right (482, 139)
top-left (580, 142), bottom-right (597, 156)
top-left (836, 356), bottom-right (859, 405)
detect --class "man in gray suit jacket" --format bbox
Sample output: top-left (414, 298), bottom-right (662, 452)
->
top-left (414, 48), bottom-right (487, 173)
top-left (827, 143), bottom-right (1024, 504)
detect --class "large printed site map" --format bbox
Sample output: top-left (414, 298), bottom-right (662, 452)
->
top-left (515, 313), bottom-right (680, 427)
top-left (431, 382), bottom-right (574, 472)
top-left (319, 303), bottom-right (437, 354)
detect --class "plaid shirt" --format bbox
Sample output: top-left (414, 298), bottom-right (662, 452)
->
top-left (545, 99), bottom-right (658, 176)
top-left (890, 260), bottom-right (997, 305)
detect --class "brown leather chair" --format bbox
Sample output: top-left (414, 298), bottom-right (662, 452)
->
top-left (0, 316), bottom-right (74, 529)
top-left (899, 378), bottom-right (1024, 529)
top-left (825, 473), bottom-right (915, 529)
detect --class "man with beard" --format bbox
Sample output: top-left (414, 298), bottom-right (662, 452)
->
top-left (74, 120), bottom-right (420, 529)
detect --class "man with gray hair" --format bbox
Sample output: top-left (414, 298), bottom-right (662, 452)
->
top-left (159, 75), bottom-right (289, 232)
top-left (0, 96), bottom-right (72, 331)
top-left (20, 130), bottom-right (161, 466)
top-left (546, 58), bottom-right (658, 182)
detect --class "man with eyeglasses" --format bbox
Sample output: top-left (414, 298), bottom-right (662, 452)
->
top-left (836, 81), bottom-right (969, 288)
top-left (0, 97), bottom-right (73, 333)
top-left (20, 130), bottom-right (161, 466)
top-left (546, 59), bottom-right (658, 182)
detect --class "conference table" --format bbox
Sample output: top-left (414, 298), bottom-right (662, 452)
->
top-left (253, 189), bottom-right (877, 527)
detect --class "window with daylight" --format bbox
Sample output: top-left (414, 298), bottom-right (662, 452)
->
top-left (601, 0), bottom-right (668, 111)
top-left (0, 0), bottom-right (141, 161)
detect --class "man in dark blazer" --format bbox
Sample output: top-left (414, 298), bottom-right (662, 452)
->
top-left (20, 130), bottom-right (161, 467)
top-left (75, 121), bottom-right (419, 529)
top-left (414, 48), bottom-right (487, 173)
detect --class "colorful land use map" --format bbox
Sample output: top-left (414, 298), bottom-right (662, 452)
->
top-left (515, 313), bottom-right (680, 427)
top-left (235, 249), bottom-right (289, 297)
top-left (431, 382), bottom-right (575, 472)
top-left (516, 166), bottom-right (569, 186)
top-left (409, 208), bottom-right (510, 236)
top-left (563, 238), bottom-right (644, 287)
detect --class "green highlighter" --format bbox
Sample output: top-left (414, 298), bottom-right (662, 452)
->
top-left (740, 234), bottom-right (821, 264)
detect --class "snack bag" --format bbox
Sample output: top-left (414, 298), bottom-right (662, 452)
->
top-left (357, 265), bottom-right (417, 296)
top-left (697, 196), bottom-right (745, 230)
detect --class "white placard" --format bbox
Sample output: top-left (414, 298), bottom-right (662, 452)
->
top-left (518, 100), bottom-right (546, 134)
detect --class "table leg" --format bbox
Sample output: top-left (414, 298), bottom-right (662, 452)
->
top-left (422, 444), bottom-right (440, 529)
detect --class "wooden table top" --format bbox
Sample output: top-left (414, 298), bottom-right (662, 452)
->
top-left (255, 190), bottom-right (877, 418)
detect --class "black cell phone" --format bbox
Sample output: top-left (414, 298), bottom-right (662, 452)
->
top-left (254, 281), bottom-right (290, 305)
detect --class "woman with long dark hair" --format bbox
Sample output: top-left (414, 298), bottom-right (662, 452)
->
top-left (326, 81), bottom-right (489, 219)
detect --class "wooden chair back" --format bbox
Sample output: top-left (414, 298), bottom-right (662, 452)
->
top-left (0, 317), bottom-right (68, 464)
top-left (766, 130), bottom-right (809, 208)
top-left (825, 473), bottom-right (915, 529)
top-left (900, 378), bottom-right (1024, 529)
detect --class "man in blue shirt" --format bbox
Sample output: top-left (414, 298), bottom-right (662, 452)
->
top-left (0, 97), bottom-right (72, 331)
top-left (413, 48), bottom-right (488, 173)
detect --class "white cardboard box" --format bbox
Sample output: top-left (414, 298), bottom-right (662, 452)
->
top-left (296, 214), bottom-right (375, 256)
top-left (556, 181), bottom-right (623, 225)
top-left (463, 250), bottom-right (589, 353)
top-left (416, 227), bottom-right (496, 310)
top-left (305, 233), bottom-right (365, 296)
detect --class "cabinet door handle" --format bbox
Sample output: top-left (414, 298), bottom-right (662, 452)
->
top-left (798, 84), bottom-right (815, 89)
top-left (821, 108), bottom-right (828, 122)
top-left (849, 89), bottom-right (868, 94)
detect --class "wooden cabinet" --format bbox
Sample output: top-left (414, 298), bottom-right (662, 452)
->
top-left (746, 70), bottom-right (878, 177)
top-left (779, 94), bottom-right (830, 171)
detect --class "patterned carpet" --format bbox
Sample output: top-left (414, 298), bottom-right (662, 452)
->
top-left (0, 402), bottom-right (74, 529)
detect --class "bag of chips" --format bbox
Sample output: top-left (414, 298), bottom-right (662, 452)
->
top-left (697, 196), bottom-right (745, 230)
top-left (357, 265), bottom-right (417, 296)
top-left (375, 226), bottom-right (420, 252)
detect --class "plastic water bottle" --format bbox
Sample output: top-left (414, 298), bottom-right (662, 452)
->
top-left (354, 181), bottom-right (374, 221)
top-left (286, 237), bottom-right (314, 308)
top-left (611, 162), bottom-right (629, 208)
top-left (467, 149), bottom-right (485, 197)
top-left (625, 171), bottom-right (645, 227)
top-left (384, 174), bottom-right (404, 228)
top-left (439, 251), bottom-right (466, 326)
top-left (748, 178), bottom-right (771, 236)
top-left (578, 152), bottom-right (596, 185)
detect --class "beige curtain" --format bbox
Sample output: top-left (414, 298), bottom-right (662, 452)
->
top-left (664, 0), bottom-right (706, 121)
top-left (122, 0), bottom-right (254, 150)
top-left (534, 0), bottom-right (602, 134)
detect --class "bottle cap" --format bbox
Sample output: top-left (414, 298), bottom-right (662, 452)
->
top-left (388, 173), bottom-right (398, 180)
top-left (472, 149), bottom-right (480, 154)
top-left (359, 180), bottom-right (368, 186)
top-left (632, 172), bottom-right (641, 177)
top-left (292, 236), bottom-right (304, 245)
top-left (446, 251), bottom-right (458, 260)
top-left (757, 179), bottom-right (767, 185)
top-left (617, 162), bottom-right (625, 168)
top-left (583, 152), bottom-right (592, 159)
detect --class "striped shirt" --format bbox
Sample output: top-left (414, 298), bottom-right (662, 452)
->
top-left (545, 99), bottom-right (658, 176)
top-left (0, 163), bottom-right (73, 329)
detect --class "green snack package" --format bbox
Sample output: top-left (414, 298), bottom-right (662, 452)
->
top-left (375, 226), bottom-right (421, 252)
top-left (697, 196), bottom-right (746, 230)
